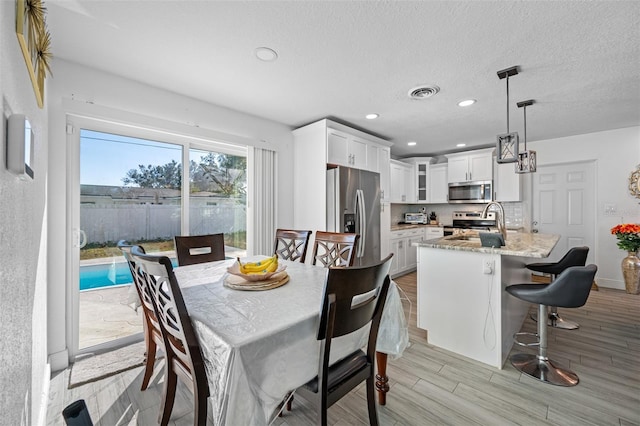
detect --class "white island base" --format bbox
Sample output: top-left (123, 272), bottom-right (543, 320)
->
top-left (417, 247), bottom-right (537, 368)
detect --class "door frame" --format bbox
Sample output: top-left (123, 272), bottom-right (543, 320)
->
top-left (65, 114), bottom-right (247, 358)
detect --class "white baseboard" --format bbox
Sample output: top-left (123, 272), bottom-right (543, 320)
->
top-left (595, 278), bottom-right (624, 291)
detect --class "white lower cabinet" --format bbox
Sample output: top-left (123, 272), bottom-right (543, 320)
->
top-left (389, 228), bottom-right (424, 277)
top-left (425, 227), bottom-right (444, 240)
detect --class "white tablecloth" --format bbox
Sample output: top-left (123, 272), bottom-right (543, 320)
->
top-left (174, 258), bottom-right (408, 425)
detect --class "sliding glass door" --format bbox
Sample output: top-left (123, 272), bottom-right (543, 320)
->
top-left (189, 148), bottom-right (247, 259)
top-left (71, 121), bottom-right (247, 354)
top-left (78, 130), bottom-right (182, 350)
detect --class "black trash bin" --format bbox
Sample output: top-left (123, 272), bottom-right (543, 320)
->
top-left (62, 399), bottom-right (93, 426)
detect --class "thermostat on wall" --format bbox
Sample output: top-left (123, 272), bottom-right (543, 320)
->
top-left (6, 114), bottom-right (34, 179)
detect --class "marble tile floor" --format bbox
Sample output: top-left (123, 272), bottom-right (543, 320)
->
top-left (49, 272), bottom-right (640, 425)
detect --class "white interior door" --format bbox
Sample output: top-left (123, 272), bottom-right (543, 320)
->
top-left (532, 161), bottom-right (596, 264)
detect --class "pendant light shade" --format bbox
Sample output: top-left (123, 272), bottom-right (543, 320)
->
top-left (496, 66), bottom-right (519, 164)
top-left (516, 99), bottom-right (537, 174)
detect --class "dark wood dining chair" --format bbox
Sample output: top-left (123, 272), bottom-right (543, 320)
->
top-left (174, 233), bottom-right (225, 266)
top-left (117, 240), bottom-right (163, 391)
top-left (273, 229), bottom-right (312, 263)
top-left (311, 231), bottom-right (359, 267)
top-left (130, 246), bottom-right (209, 426)
top-left (293, 254), bottom-right (393, 426)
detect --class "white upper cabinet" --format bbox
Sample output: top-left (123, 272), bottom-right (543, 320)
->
top-left (349, 136), bottom-right (368, 169)
top-left (327, 128), bottom-right (377, 172)
top-left (378, 147), bottom-right (390, 202)
top-left (292, 119), bottom-right (393, 232)
top-left (429, 163), bottom-right (448, 203)
top-left (326, 129), bottom-right (348, 166)
top-left (445, 148), bottom-right (493, 183)
top-left (390, 160), bottom-right (414, 203)
top-left (446, 155), bottom-right (469, 183)
top-left (495, 162), bottom-right (522, 201)
top-left (403, 157), bottom-right (432, 203)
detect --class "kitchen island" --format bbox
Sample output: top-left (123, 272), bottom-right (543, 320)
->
top-left (414, 232), bottom-right (559, 368)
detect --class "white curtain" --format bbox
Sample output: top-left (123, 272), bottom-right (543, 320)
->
top-left (247, 147), bottom-right (277, 256)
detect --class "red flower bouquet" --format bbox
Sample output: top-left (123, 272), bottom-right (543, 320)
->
top-left (611, 224), bottom-right (640, 253)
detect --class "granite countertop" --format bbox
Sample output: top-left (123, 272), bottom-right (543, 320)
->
top-left (414, 232), bottom-right (560, 258)
top-left (391, 223), bottom-right (446, 231)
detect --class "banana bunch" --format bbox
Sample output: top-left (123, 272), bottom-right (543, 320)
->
top-left (237, 255), bottom-right (278, 274)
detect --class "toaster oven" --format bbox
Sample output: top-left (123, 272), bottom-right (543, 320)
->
top-left (405, 212), bottom-right (427, 224)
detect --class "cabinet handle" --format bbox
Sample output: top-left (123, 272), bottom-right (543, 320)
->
top-left (381, 190), bottom-right (384, 199)
top-left (469, 172), bottom-right (472, 180)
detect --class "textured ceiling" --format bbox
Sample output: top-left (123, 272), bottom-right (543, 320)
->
top-left (46, 1), bottom-right (640, 158)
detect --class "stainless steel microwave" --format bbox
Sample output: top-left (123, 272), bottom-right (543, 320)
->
top-left (448, 180), bottom-right (492, 204)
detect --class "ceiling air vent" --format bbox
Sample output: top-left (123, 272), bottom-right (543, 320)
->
top-left (408, 85), bottom-right (440, 100)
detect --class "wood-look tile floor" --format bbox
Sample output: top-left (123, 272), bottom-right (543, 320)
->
top-left (48, 272), bottom-right (640, 425)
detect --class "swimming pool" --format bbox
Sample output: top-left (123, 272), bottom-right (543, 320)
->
top-left (80, 259), bottom-right (177, 291)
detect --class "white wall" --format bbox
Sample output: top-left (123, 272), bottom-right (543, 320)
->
top-left (530, 127), bottom-right (640, 290)
top-left (0, 1), bottom-right (50, 424)
top-left (47, 59), bottom-right (295, 370)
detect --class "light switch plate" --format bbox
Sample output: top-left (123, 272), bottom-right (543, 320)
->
top-left (604, 204), bottom-right (617, 216)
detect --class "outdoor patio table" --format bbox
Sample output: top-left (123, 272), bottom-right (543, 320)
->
top-left (174, 258), bottom-right (409, 425)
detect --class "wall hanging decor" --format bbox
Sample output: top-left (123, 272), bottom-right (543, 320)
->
top-left (629, 164), bottom-right (640, 200)
top-left (496, 66), bottom-right (519, 164)
top-left (515, 99), bottom-right (537, 174)
top-left (16, 0), bottom-right (52, 108)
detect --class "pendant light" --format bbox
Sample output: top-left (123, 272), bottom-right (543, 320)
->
top-left (496, 66), bottom-right (519, 164)
top-left (515, 99), bottom-right (537, 173)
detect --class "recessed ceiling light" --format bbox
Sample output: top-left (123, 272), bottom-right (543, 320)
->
top-left (458, 99), bottom-right (476, 107)
top-left (365, 113), bottom-right (379, 120)
top-left (254, 47), bottom-right (278, 62)
top-left (456, 143), bottom-right (466, 147)
top-left (407, 141), bottom-right (417, 146)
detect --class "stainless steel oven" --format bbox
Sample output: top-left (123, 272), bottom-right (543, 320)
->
top-left (443, 211), bottom-right (497, 235)
top-left (448, 180), bottom-right (492, 204)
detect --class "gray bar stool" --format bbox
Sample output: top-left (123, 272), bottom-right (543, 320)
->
top-left (506, 264), bottom-right (597, 386)
top-left (526, 246), bottom-right (589, 329)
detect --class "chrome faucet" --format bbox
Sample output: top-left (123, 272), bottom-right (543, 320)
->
top-left (482, 201), bottom-right (507, 241)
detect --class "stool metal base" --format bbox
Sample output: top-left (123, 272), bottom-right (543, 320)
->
top-left (510, 353), bottom-right (579, 386)
top-left (530, 312), bottom-right (580, 330)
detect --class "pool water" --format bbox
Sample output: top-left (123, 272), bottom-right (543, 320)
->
top-left (80, 259), bottom-right (177, 291)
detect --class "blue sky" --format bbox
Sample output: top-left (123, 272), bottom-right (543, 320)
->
top-left (80, 130), bottom-right (208, 186)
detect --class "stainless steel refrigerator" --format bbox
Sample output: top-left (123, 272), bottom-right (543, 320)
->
top-left (326, 166), bottom-right (381, 266)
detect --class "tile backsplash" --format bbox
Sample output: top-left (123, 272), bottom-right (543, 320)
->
top-left (390, 202), bottom-right (528, 230)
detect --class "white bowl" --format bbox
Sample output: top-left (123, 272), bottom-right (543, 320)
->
top-left (226, 262), bottom-right (287, 282)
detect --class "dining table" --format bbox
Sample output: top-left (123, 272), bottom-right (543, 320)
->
top-left (174, 257), bottom-right (409, 425)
